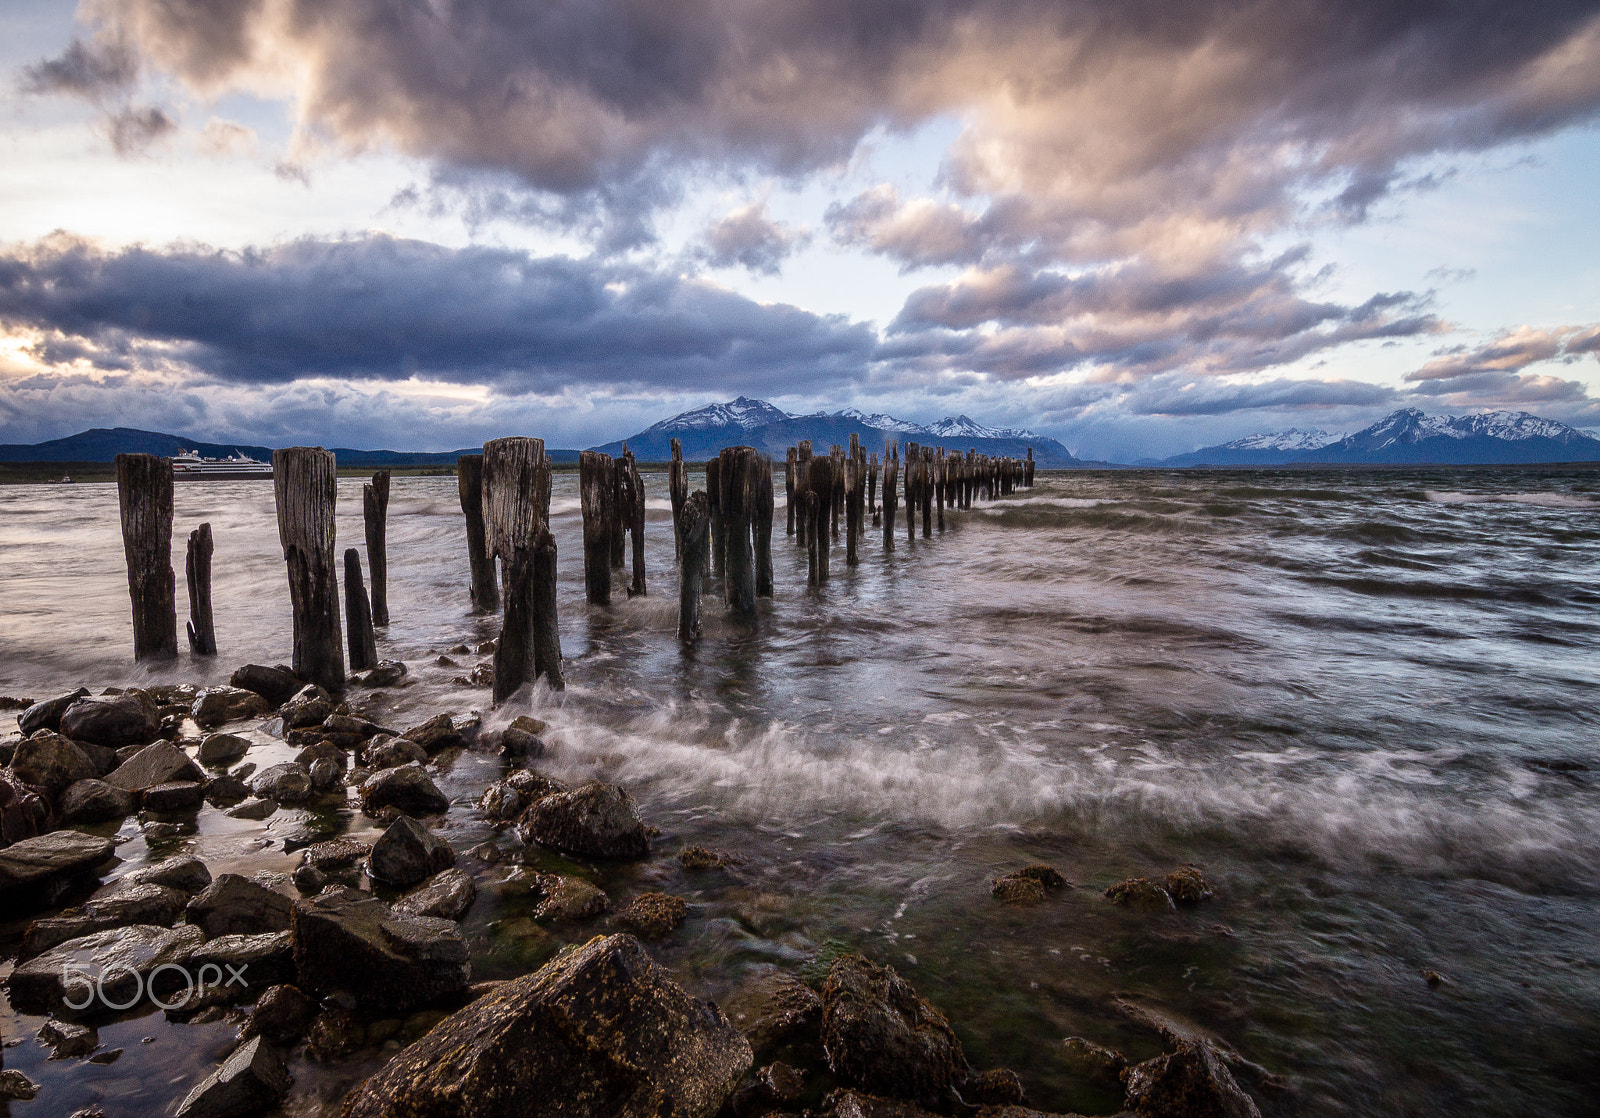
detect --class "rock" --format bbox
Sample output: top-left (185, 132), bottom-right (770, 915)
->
top-left (1061, 1037), bottom-right (1128, 1088)
top-left (174, 1035), bottom-right (290, 1118)
top-left (105, 741), bottom-right (206, 794)
top-left (59, 777), bottom-right (135, 824)
top-left (290, 885), bottom-right (470, 1012)
top-left (226, 797), bottom-right (278, 821)
top-left (1122, 1041), bottom-right (1262, 1118)
top-left (243, 984), bottom-right (316, 1044)
top-left (724, 972), bottom-right (823, 1061)
top-left (0, 829), bottom-right (114, 894)
top-left (191, 687), bottom-right (270, 730)
top-left (520, 781), bottom-right (650, 860)
top-left (309, 757), bottom-right (344, 791)
top-left (479, 771), bottom-right (565, 823)
top-left (0, 769), bottom-right (50, 845)
top-left (143, 780), bottom-right (205, 813)
top-left (39, 1017), bottom-right (99, 1059)
top-left (6, 924), bottom-right (205, 1015)
top-left (293, 837), bottom-right (371, 893)
top-left (1165, 866), bottom-right (1212, 906)
top-left (402, 713), bottom-right (462, 754)
top-left (199, 733), bottom-right (252, 766)
top-left (187, 874), bottom-right (295, 938)
top-left (250, 762), bottom-right (314, 804)
top-left (991, 864), bottom-right (1068, 907)
top-left (499, 716), bottom-right (547, 759)
top-left (17, 688), bottom-right (91, 735)
top-left (360, 764), bottom-right (449, 816)
top-left (613, 892), bottom-right (689, 939)
top-left (0, 1069), bottom-right (40, 1101)
top-left (820, 953), bottom-right (966, 1108)
top-left (189, 931), bottom-right (297, 992)
top-left (127, 853), bottom-right (212, 894)
top-left (205, 775), bottom-right (252, 805)
top-left (229, 665), bottom-right (304, 707)
top-left (679, 845), bottom-right (739, 870)
top-left (395, 868), bottom-right (477, 920)
top-left (22, 882), bottom-right (190, 957)
top-left (350, 660), bottom-right (408, 688)
top-left (10, 732), bottom-right (99, 797)
top-left (59, 695), bottom-right (158, 748)
top-left (340, 932), bottom-right (750, 1118)
top-left (368, 816), bottom-right (456, 889)
top-left (824, 1088), bottom-right (943, 1118)
top-left (363, 735), bottom-right (427, 770)
top-left (528, 872), bottom-right (611, 922)
top-left (1104, 878), bottom-right (1176, 912)
top-left (962, 1068), bottom-right (1026, 1106)
top-left (280, 684), bottom-right (335, 729)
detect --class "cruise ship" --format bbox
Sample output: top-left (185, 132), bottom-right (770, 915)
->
top-left (171, 449), bottom-right (274, 480)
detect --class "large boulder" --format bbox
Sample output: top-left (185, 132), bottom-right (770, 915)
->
top-left (820, 954), bottom-right (967, 1108)
top-left (104, 741), bottom-right (205, 794)
top-left (21, 882), bottom-right (190, 958)
top-left (360, 764), bottom-right (449, 816)
top-left (519, 781), bottom-right (649, 860)
top-left (339, 933), bottom-right (751, 1118)
top-left (9, 733), bottom-right (99, 797)
top-left (186, 874), bottom-right (295, 938)
top-left (59, 778), bottom-right (135, 824)
top-left (394, 868), bottom-right (477, 921)
top-left (290, 885), bottom-right (470, 1012)
top-left (125, 853), bottom-right (213, 894)
top-left (1122, 1041), bottom-right (1262, 1118)
top-left (401, 713), bottom-right (463, 754)
top-left (230, 664), bottom-right (304, 707)
top-left (0, 769), bottom-right (50, 845)
top-left (0, 830), bottom-right (114, 894)
top-left (197, 732), bottom-right (252, 766)
top-left (59, 695), bottom-right (157, 749)
top-left (191, 687), bottom-right (271, 730)
top-left (367, 815), bottom-right (456, 889)
top-left (16, 689), bottom-right (90, 736)
top-left (5, 923), bottom-right (205, 1016)
top-left (280, 685), bottom-right (335, 729)
top-left (188, 931), bottom-right (297, 992)
top-left (175, 1035), bottom-right (290, 1118)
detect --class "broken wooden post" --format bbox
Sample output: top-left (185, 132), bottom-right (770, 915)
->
top-left (363, 470), bottom-right (390, 626)
top-left (755, 455), bottom-right (775, 598)
top-left (868, 452), bottom-right (879, 525)
top-left (921, 447), bottom-right (934, 538)
top-left (785, 447), bottom-right (797, 537)
top-left (806, 491), bottom-right (820, 586)
top-left (935, 448), bottom-right (947, 532)
top-left (610, 448), bottom-right (630, 571)
top-left (721, 446), bottom-right (757, 615)
top-left (343, 548), bottom-right (377, 671)
top-left (678, 492), bottom-right (709, 642)
top-left (844, 453), bottom-right (861, 567)
top-left (830, 445), bottom-right (844, 540)
top-left (1026, 447), bottom-right (1035, 487)
top-left (882, 443), bottom-right (899, 550)
top-left (484, 436), bottom-right (561, 699)
top-left (115, 453), bottom-right (178, 662)
top-left (579, 450), bottom-right (616, 606)
top-left (669, 438), bottom-right (688, 561)
top-left (807, 456), bottom-right (833, 584)
top-left (272, 447), bottom-right (343, 691)
top-left (185, 522), bottom-right (216, 656)
top-left (795, 440), bottom-right (813, 549)
top-left (706, 457), bottom-right (725, 582)
top-left (457, 455), bottom-right (499, 613)
top-left (904, 442), bottom-right (919, 541)
top-left (621, 448), bottom-right (646, 596)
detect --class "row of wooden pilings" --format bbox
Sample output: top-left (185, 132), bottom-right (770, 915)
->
top-left (113, 436), bottom-right (1034, 706)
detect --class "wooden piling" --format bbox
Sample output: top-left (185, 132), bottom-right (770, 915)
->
top-left (678, 491), bottom-right (709, 642)
top-left (921, 448), bottom-right (934, 538)
top-left (721, 446), bottom-right (758, 614)
top-left (754, 455), bottom-right (775, 597)
top-left (363, 470), bottom-right (390, 626)
top-left (868, 452), bottom-right (879, 525)
top-left (807, 456), bottom-right (833, 583)
top-left (904, 442), bottom-right (919, 541)
top-left (706, 457), bottom-right (725, 582)
top-left (185, 523), bottom-right (216, 656)
top-left (579, 450), bottom-right (616, 606)
top-left (882, 443), bottom-right (899, 550)
top-left (795, 441), bottom-right (813, 549)
top-left (620, 448), bottom-right (646, 596)
top-left (934, 448), bottom-right (946, 532)
top-left (483, 436), bottom-right (561, 699)
top-left (272, 447), bottom-right (343, 691)
top-left (785, 447), bottom-right (797, 537)
top-left (844, 453), bottom-right (861, 567)
top-left (830, 446), bottom-right (844, 541)
top-left (343, 548), bottom-right (377, 671)
top-left (669, 438), bottom-right (688, 561)
top-left (115, 453), bottom-right (178, 662)
top-left (806, 491), bottom-right (820, 586)
top-left (457, 455), bottom-right (499, 613)
top-left (1025, 447), bottom-right (1035, 488)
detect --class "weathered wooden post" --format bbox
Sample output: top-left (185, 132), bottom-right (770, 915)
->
top-left (678, 492), bottom-right (709, 642)
top-left (934, 448), bottom-right (947, 532)
top-left (115, 453), bottom-right (178, 661)
top-left (1026, 447), bottom-right (1035, 487)
top-left (868, 452), bottom-right (879, 525)
top-left (830, 446), bottom-right (844, 540)
top-left (883, 443), bottom-right (899, 550)
top-left (721, 447), bottom-right (757, 614)
top-left (343, 548), bottom-right (377, 671)
top-left (484, 436), bottom-right (562, 698)
top-left (621, 448), bottom-right (646, 596)
top-left (921, 447), bottom-right (934, 537)
top-left (806, 491), bottom-right (820, 586)
top-left (785, 446), bottom-right (797, 537)
top-left (273, 447), bottom-right (343, 691)
top-left (669, 438), bottom-right (688, 561)
top-left (904, 442), bottom-right (919, 541)
top-left (185, 522), bottom-right (217, 656)
top-left (706, 457), bottom-right (725, 582)
top-left (457, 455), bottom-right (498, 612)
top-left (363, 470), bottom-right (390, 626)
top-left (579, 450), bottom-right (616, 606)
top-left (755, 455), bottom-right (775, 598)
top-left (795, 440), bottom-right (813, 549)
top-left (844, 453), bottom-right (861, 567)
top-left (808, 456), bottom-right (832, 584)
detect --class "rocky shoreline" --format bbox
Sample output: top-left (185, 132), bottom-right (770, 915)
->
top-left (0, 664), bottom-right (1278, 1118)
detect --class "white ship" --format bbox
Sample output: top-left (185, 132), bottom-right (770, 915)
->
top-left (172, 449), bottom-right (274, 479)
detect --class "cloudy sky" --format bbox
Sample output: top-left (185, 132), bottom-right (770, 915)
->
top-left (1, 0), bottom-right (1597, 461)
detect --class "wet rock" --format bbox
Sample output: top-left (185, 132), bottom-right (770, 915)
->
top-left (824, 1088), bottom-right (943, 1118)
top-left (189, 931), bottom-right (297, 992)
top-left (22, 882), bottom-right (190, 958)
top-left (723, 971), bottom-right (824, 1061)
top-left (520, 780), bottom-right (650, 860)
top-left (529, 872), bottom-right (611, 923)
top-left (1104, 878), bottom-right (1176, 912)
top-left (243, 984), bottom-right (316, 1044)
top-left (199, 733), bottom-right (252, 766)
top-left (0, 769), bottom-right (50, 845)
top-left (39, 1017), bottom-right (99, 1059)
top-left (309, 757), bottom-right (344, 792)
top-left (105, 741), bottom-right (206, 794)
top-left (205, 775), bottom-right (252, 806)
top-left (1061, 1037), bottom-right (1128, 1088)
top-left (614, 892), bottom-right (689, 939)
top-left (296, 837), bottom-right (370, 884)
top-left (17, 688), bottom-right (91, 735)
top-left (306, 1004), bottom-right (365, 1059)
top-left (174, 1034), bottom-right (290, 1118)
top-left (0, 829), bottom-right (115, 895)
top-left (280, 684), bottom-right (335, 730)
top-left (368, 816), bottom-right (456, 889)
top-left (401, 713), bottom-right (462, 754)
top-left (250, 762), bottom-right (314, 804)
top-left (142, 819), bottom-right (197, 841)
top-left (60, 695), bottom-right (158, 749)
top-left (226, 797), bottom-right (278, 821)
top-left (290, 885), bottom-right (470, 1012)
top-left (498, 716), bottom-right (548, 759)
top-left (127, 853), bottom-right (212, 894)
top-left (679, 844), bottom-right (740, 870)
top-left (1164, 866), bottom-right (1212, 906)
top-left (992, 864), bottom-right (1068, 906)
top-left (187, 874), bottom-right (295, 938)
top-left (340, 932), bottom-right (750, 1118)
top-left (10, 732), bottom-right (99, 797)
top-left (0, 1069), bottom-right (40, 1101)
top-left (362, 735), bottom-right (427, 770)
top-left (6, 923), bottom-right (206, 1015)
top-left (229, 665), bottom-right (304, 707)
top-left (191, 687), bottom-right (270, 730)
top-left (1122, 1041), bottom-right (1261, 1118)
top-left (360, 764), bottom-right (449, 816)
top-left (962, 1068), bottom-right (1026, 1106)
top-left (143, 780), bottom-right (205, 813)
top-left (395, 868), bottom-right (477, 921)
top-left (479, 771), bottom-right (565, 823)
top-left (820, 953), bottom-right (967, 1108)
top-left (59, 778), bottom-right (135, 824)
top-left (350, 660), bottom-right (408, 688)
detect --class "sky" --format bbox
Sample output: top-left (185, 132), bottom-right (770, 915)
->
top-left (0, 0), bottom-right (1597, 462)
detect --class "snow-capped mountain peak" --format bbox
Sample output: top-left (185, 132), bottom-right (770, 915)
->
top-left (1333, 408), bottom-right (1589, 450)
top-left (1218, 428), bottom-right (1346, 452)
top-left (925, 414), bottom-right (1040, 440)
top-left (648, 396), bottom-right (794, 433)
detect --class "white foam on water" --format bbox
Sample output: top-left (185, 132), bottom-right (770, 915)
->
top-left (1424, 490), bottom-right (1597, 508)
